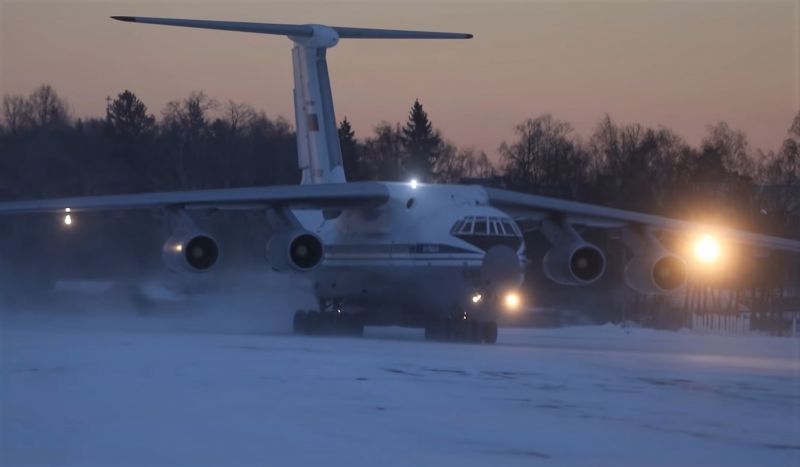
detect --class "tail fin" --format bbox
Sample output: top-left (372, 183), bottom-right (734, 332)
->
top-left (111, 17), bottom-right (472, 184)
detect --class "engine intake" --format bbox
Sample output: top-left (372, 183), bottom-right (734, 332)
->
top-left (543, 242), bottom-right (606, 286)
top-left (624, 254), bottom-right (687, 294)
top-left (267, 229), bottom-right (324, 272)
top-left (162, 233), bottom-right (220, 273)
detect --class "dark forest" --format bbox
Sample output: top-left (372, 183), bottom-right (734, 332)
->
top-left (1, 85), bottom-right (798, 326)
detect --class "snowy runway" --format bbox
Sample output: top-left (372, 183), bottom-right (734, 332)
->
top-left (2, 318), bottom-right (799, 466)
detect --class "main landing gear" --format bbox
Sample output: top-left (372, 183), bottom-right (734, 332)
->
top-left (424, 314), bottom-right (498, 344)
top-left (293, 310), bottom-right (365, 337)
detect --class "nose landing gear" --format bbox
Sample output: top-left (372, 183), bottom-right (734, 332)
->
top-left (292, 309), bottom-right (365, 337)
top-left (424, 315), bottom-right (498, 344)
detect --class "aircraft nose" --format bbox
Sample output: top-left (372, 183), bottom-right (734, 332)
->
top-left (480, 245), bottom-right (523, 290)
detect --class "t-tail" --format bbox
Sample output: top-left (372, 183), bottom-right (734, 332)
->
top-left (111, 16), bottom-right (472, 185)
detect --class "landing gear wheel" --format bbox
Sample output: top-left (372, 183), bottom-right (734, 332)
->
top-left (294, 308), bottom-right (365, 337)
top-left (293, 310), bottom-right (308, 335)
top-left (307, 311), bottom-right (321, 335)
top-left (443, 317), bottom-right (454, 342)
top-left (482, 321), bottom-right (498, 344)
top-left (424, 318), bottom-right (444, 341)
top-left (349, 317), bottom-right (365, 337)
top-left (468, 320), bottom-right (482, 343)
top-left (425, 316), bottom-right (495, 344)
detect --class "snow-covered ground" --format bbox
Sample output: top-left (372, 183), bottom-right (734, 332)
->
top-left (2, 309), bottom-right (799, 466)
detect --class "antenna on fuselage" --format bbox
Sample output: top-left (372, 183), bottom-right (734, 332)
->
top-left (111, 16), bottom-right (472, 185)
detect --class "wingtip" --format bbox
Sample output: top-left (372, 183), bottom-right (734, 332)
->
top-left (111, 16), bottom-right (136, 22)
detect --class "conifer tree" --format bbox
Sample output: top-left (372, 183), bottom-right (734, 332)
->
top-left (338, 117), bottom-right (362, 180)
top-left (106, 90), bottom-right (155, 139)
top-left (402, 99), bottom-right (440, 181)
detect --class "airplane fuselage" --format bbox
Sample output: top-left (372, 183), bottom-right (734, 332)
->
top-left (296, 182), bottom-right (526, 323)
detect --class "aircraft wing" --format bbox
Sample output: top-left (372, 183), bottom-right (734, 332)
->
top-left (0, 182), bottom-right (390, 214)
top-left (485, 187), bottom-right (800, 253)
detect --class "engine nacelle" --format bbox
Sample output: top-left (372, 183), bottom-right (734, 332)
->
top-left (542, 242), bottom-right (606, 286)
top-left (266, 229), bottom-right (324, 272)
top-left (624, 254), bottom-right (687, 294)
top-left (162, 233), bottom-right (220, 273)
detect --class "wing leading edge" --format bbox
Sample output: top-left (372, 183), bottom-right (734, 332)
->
top-left (485, 187), bottom-right (800, 253)
top-left (0, 182), bottom-right (390, 214)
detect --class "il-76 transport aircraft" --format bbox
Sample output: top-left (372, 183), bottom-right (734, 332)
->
top-left (2, 16), bottom-right (799, 343)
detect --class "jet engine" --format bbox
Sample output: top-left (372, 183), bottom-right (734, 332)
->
top-left (624, 254), bottom-right (687, 294)
top-left (266, 229), bottom-right (324, 272)
top-left (162, 232), bottom-right (220, 273)
top-left (542, 242), bottom-right (606, 285)
top-left (622, 229), bottom-right (687, 294)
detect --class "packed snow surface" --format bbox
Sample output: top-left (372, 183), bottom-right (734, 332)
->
top-left (2, 312), bottom-right (799, 466)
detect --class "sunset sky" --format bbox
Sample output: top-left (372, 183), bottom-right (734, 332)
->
top-left (1, 0), bottom-right (798, 158)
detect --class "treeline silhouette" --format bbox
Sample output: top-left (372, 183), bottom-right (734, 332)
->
top-left (2, 85), bottom-right (798, 237)
top-left (0, 85), bottom-right (798, 295)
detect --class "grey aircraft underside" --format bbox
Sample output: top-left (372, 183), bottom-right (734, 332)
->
top-left (1, 16), bottom-right (798, 344)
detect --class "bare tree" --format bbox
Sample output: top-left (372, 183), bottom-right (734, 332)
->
top-left (160, 92), bottom-right (218, 189)
top-left (499, 114), bottom-right (584, 198)
top-left (362, 123), bottom-right (406, 181)
top-left (223, 100), bottom-right (256, 137)
top-left (587, 116), bottom-right (695, 212)
top-left (162, 91), bottom-right (218, 142)
top-left (2, 95), bottom-right (34, 133)
top-left (28, 85), bottom-right (69, 127)
top-left (701, 122), bottom-right (753, 176)
top-left (434, 144), bottom-right (494, 182)
top-left (757, 111), bottom-right (800, 235)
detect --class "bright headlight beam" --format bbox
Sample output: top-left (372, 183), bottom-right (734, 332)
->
top-left (471, 293), bottom-right (482, 304)
top-left (504, 292), bottom-right (520, 310)
top-left (694, 234), bottom-right (721, 264)
top-left (63, 207), bottom-right (73, 226)
top-left (409, 178), bottom-right (418, 189)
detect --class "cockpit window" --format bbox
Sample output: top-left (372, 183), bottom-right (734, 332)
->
top-left (474, 217), bottom-right (487, 234)
top-left (501, 220), bottom-right (516, 236)
top-left (450, 215), bottom-right (523, 251)
top-left (460, 218), bottom-right (473, 234)
top-left (450, 216), bottom-right (520, 237)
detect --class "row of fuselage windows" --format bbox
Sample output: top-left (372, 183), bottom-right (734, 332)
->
top-left (450, 216), bottom-right (522, 237)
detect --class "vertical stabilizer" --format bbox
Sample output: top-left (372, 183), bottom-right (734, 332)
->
top-left (291, 37), bottom-right (346, 184)
top-left (110, 16), bottom-right (472, 185)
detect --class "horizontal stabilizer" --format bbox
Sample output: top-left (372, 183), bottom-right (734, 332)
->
top-left (111, 16), bottom-right (472, 39)
top-left (333, 26), bottom-right (471, 39)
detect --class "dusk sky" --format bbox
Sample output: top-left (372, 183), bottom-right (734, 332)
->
top-left (2, 0), bottom-right (798, 158)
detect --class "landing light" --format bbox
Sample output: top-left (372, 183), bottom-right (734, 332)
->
top-left (409, 178), bottom-right (418, 190)
top-left (471, 293), bottom-right (483, 304)
top-left (694, 234), bottom-right (721, 264)
top-left (504, 292), bottom-right (520, 311)
top-left (63, 214), bottom-right (72, 226)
